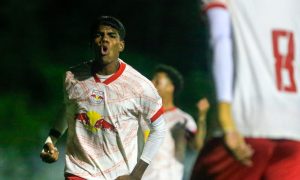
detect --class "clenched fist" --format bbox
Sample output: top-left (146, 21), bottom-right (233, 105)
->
top-left (40, 142), bottom-right (59, 163)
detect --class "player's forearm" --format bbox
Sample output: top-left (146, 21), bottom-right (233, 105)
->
top-left (44, 104), bottom-right (72, 145)
top-left (44, 129), bottom-right (62, 145)
top-left (130, 159), bottom-right (149, 179)
top-left (192, 115), bottom-right (207, 150)
top-left (140, 116), bottom-right (166, 164)
top-left (218, 102), bottom-right (237, 132)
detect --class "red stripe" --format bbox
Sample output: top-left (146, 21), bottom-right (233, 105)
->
top-left (203, 2), bottom-right (227, 12)
top-left (150, 107), bottom-right (164, 123)
top-left (103, 62), bottom-right (126, 85)
top-left (65, 173), bottom-right (86, 180)
top-left (93, 61), bottom-right (126, 85)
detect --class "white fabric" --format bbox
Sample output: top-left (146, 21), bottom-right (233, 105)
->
top-left (62, 60), bottom-right (164, 180)
top-left (141, 116), bottom-right (166, 163)
top-left (206, 0), bottom-right (300, 140)
top-left (98, 74), bottom-right (113, 81)
top-left (207, 8), bottom-right (233, 102)
top-left (142, 108), bottom-right (197, 180)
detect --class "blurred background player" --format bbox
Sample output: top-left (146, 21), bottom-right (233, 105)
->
top-left (142, 64), bottom-right (210, 180)
top-left (39, 16), bottom-right (166, 180)
top-left (191, 0), bottom-right (300, 180)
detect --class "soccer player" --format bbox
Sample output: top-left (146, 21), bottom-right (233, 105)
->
top-left (142, 65), bottom-right (209, 180)
top-left (40, 16), bottom-right (166, 180)
top-left (191, 0), bottom-right (300, 179)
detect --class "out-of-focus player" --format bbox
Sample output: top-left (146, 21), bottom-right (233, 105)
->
top-left (142, 65), bottom-right (209, 180)
top-left (191, 0), bottom-right (300, 179)
top-left (39, 16), bottom-right (166, 180)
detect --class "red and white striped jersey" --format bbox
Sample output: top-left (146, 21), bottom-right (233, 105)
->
top-left (64, 59), bottom-right (163, 179)
top-left (142, 107), bottom-right (197, 180)
top-left (204, 0), bottom-right (300, 140)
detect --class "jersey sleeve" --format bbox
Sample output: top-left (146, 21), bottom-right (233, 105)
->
top-left (64, 71), bottom-right (86, 101)
top-left (207, 6), bottom-right (234, 102)
top-left (139, 79), bottom-right (166, 164)
top-left (184, 113), bottom-right (197, 134)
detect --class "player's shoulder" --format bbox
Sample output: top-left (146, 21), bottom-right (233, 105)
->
top-left (123, 61), bottom-right (155, 90)
top-left (175, 108), bottom-right (195, 122)
top-left (66, 59), bottom-right (93, 81)
top-left (175, 108), bottom-right (197, 132)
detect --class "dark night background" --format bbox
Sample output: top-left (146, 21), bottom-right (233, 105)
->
top-left (0, 0), bottom-right (217, 179)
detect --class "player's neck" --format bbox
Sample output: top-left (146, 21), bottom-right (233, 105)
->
top-left (162, 95), bottom-right (175, 110)
top-left (94, 59), bottom-right (120, 75)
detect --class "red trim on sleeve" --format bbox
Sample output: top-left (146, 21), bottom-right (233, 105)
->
top-left (93, 61), bottom-right (126, 85)
top-left (203, 2), bottom-right (227, 12)
top-left (150, 107), bottom-right (164, 123)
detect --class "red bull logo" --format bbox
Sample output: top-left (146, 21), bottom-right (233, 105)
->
top-left (90, 89), bottom-right (104, 104)
top-left (75, 111), bottom-right (115, 133)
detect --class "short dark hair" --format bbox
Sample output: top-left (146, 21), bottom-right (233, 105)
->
top-left (90, 16), bottom-right (126, 40)
top-left (154, 64), bottom-right (184, 96)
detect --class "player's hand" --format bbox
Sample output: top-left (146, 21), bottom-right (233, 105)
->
top-left (197, 98), bottom-right (210, 115)
top-left (40, 142), bottom-right (59, 163)
top-left (115, 174), bottom-right (139, 180)
top-left (224, 131), bottom-right (254, 166)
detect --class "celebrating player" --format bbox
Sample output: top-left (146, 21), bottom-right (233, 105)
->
top-left (40, 16), bottom-right (166, 180)
top-left (191, 0), bottom-right (300, 179)
top-left (142, 65), bottom-right (209, 180)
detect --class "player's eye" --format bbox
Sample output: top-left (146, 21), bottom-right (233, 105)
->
top-left (110, 34), bottom-right (117, 38)
top-left (95, 32), bottom-right (102, 38)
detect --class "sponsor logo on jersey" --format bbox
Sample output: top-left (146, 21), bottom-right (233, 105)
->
top-left (75, 111), bottom-right (115, 133)
top-left (90, 89), bottom-right (104, 104)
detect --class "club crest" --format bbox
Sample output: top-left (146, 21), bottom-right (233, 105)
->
top-left (90, 89), bottom-right (104, 104)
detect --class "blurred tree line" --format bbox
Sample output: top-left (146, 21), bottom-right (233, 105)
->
top-left (0, 0), bottom-right (217, 179)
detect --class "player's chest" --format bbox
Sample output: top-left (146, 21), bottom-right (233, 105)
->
top-left (72, 81), bottom-right (141, 134)
top-left (69, 81), bottom-right (141, 116)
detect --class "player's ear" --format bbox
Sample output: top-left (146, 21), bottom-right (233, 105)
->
top-left (119, 41), bottom-right (125, 52)
top-left (168, 83), bottom-right (175, 94)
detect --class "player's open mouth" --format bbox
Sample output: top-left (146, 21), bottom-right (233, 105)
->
top-left (100, 45), bottom-right (109, 55)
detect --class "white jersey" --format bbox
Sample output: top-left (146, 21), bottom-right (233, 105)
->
top-left (64, 60), bottom-right (163, 180)
top-left (204, 0), bottom-right (300, 140)
top-left (142, 108), bottom-right (197, 180)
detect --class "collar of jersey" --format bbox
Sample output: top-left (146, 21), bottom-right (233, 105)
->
top-left (93, 61), bottom-right (126, 85)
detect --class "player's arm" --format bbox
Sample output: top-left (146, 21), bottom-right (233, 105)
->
top-left (136, 115), bottom-right (166, 179)
top-left (40, 104), bottom-right (68, 163)
top-left (191, 98), bottom-right (209, 151)
top-left (40, 101), bottom-right (75, 163)
top-left (206, 5), bottom-right (253, 166)
top-left (40, 72), bottom-right (75, 163)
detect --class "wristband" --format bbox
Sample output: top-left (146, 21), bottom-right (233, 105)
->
top-left (49, 128), bottom-right (62, 139)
